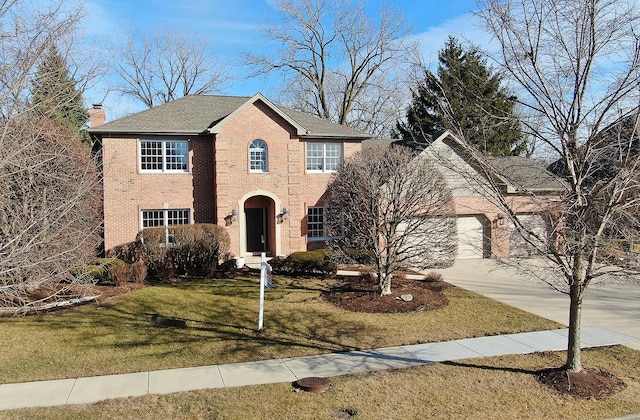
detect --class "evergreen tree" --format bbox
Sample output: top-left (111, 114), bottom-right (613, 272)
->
top-left (397, 36), bottom-right (525, 156)
top-left (30, 46), bottom-right (90, 146)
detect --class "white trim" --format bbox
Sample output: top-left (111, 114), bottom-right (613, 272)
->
top-left (305, 142), bottom-right (342, 173)
top-left (208, 93), bottom-right (306, 136)
top-left (248, 139), bottom-right (269, 173)
top-left (306, 206), bottom-right (327, 241)
top-left (237, 190), bottom-right (283, 257)
top-left (138, 139), bottom-right (189, 174)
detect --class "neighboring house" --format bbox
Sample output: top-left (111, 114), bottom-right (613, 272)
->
top-left (393, 131), bottom-right (566, 259)
top-left (88, 93), bottom-right (371, 258)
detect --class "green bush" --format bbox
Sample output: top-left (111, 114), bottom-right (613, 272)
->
top-left (270, 252), bottom-right (336, 278)
top-left (288, 250), bottom-right (328, 262)
top-left (345, 248), bottom-right (376, 264)
top-left (136, 224), bottom-right (231, 280)
top-left (71, 258), bottom-right (131, 284)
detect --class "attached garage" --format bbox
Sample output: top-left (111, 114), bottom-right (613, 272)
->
top-left (456, 216), bottom-right (488, 259)
top-left (510, 214), bottom-right (549, 257)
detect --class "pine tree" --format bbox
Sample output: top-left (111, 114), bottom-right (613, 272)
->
top-left (30, 46), bottom-right (90, 146)
top-left (397, 37), bottom-right (526, 156)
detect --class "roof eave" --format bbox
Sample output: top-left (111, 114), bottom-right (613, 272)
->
top-left (301, 133), bottom-right (371, 141)
top-left (88, 129), bottom-right (207, 136)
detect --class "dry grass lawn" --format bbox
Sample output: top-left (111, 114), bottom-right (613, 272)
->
top-left (1, 274), bottom-right (640, 419)
top-left (3, 347), bottom-right (640, 419)
top-left (0, 275), bottom-right (560, 384)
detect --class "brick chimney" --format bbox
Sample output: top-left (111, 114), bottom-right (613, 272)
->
top-left (88, 104), bottom-right (106, 127)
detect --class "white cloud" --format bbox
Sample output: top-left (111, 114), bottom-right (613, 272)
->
top-left (412, 12), bottom-right (497, 68)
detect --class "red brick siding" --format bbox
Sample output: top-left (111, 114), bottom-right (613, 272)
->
top-left (102, 100), bottom-right (364, 257)
top-left (102, 136), bottom-right (212, 251)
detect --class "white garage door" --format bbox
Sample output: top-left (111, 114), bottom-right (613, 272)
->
top-left (457, 216), bottom-right (485, 259)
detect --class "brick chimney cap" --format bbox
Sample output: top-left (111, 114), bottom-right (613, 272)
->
top-left (92, 104), bottom-right (102, 109)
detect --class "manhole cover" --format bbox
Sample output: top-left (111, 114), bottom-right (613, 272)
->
top-left (296, 376), bottom-right (331, 393)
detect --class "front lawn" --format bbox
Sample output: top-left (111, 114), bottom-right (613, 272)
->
top-left (0, 274), bottom-right (560, 384)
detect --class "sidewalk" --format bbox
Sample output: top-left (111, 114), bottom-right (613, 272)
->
top-left (0, 326), bottom-right (637, 411)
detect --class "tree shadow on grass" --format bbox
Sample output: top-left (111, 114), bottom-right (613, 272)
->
top-left (13, 276), bottom-right (376, 362)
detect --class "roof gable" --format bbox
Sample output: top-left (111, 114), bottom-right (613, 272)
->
top-left (396, 131), bottom-right (565, 194)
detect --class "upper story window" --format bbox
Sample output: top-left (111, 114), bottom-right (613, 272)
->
top-left (140, 139), bottom-right (188, 173)
top-left (306, 142), bottom-right (342, 173)
top-left (249, 139), bottom-right (268, 172)
top-left (141, 208), bottom-right (190, 243)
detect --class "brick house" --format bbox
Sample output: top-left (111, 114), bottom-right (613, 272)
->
top-left (89, 93), bottom-right (370, 258)
top-left (394, 131), bottom-right (565, 259)
top-left (89, 94), bottom-right (564, 261)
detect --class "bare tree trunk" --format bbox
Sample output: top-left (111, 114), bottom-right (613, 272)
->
top-left (566, 281), bottom-right (584, 372)
top-left (379, 272), bottom-right (392, 296)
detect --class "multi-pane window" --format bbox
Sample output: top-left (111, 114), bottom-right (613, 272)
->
top-left (141, 209), bottom-right (190, 243)
top-left (249, 139), bottom-right (268, 172)
top-left (307, 207), bottom-right (325, 239)
top-left (140, 140), bottom-right (188, 172)
top-left (306, 143), bottom-right (342, 172)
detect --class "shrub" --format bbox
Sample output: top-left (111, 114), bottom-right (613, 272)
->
top-left (136, 224), bottom-right (231, 280)
top-left (171, 224), bottom-right (231, 276)
top-left (136, 228), bottom-right (174, 280)
top-left (131, 261), bottom-right (147, 284)
top-left (107, 263), bottom-right (132, 286)
top-left (345, 249), bottom-right (376, 264)
top-left (108, 242), bottom-right (141, 263)
top-left (288, 250), bottom-right (328, 262)
top-left (270, 252), bottom-right (337, 278)
top-left (80, 265), bottom-right (105, 282)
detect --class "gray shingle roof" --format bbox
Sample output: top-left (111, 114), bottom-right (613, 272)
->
top-left (88, 94), bottom-right (371, 139)
top-left (393, 132), bottom-right (565, 193)
top-left (486, 155), bottom-right (566, 192)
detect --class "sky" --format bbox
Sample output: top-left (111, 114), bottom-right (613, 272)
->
top-left (81, 0), bottom-right (489, 121)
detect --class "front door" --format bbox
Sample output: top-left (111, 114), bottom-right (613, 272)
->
top-left (246, 207), bottom-right (267, 253)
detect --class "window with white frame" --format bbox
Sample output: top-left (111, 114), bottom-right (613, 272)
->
top-left (249, 139), bottom-right (268, 172)
top-left (306, 142), bottom-right (342, 172)
top-left (307, 207), bottom-right (325, 239)
top-left (141, 209), bottom-right (190, 243)
top-left (140, 140), bottom-right (188, 172)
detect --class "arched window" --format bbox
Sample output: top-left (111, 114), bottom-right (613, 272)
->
top-left (249, 139), bottom-right (268, 172)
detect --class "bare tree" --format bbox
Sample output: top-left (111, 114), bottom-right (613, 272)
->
top-left (246, 0), bottom-right (417, 137)
top-left (325, 144), bottom-right (457, 295)
top-left (0, 1), bottom-right (85, 116)
top-left (467, 0), bottom-right (640, 373)
top-left (0, 1), bottom-right (102, 315)
top-left (111, 28), bottom-right (231, 108)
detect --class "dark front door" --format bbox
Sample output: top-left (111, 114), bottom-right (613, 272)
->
top-left (246, 207), bottom-right (267, 252)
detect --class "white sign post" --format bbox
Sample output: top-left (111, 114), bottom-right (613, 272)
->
top-left (258, 252), bottom-right (272, 331)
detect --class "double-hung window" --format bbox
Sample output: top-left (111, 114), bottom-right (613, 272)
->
top-left (307, 207), bottom-right (325, 240)
top-left (306, 143), bottom-right (342, 173)
top-left (249, 139), bottom-right (268, 172)
top-left (141, 209), bottom-right (190, 243)
top-left (140, 139), bottom-right (188, 172)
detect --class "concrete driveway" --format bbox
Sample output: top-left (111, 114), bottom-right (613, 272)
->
top-left (432, 259), bottom-right (640, 350)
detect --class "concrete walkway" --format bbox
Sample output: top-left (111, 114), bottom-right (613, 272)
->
top-left (433, 259), bottom-right (640, 350)
top-left (0, 326), bottom-right (636, 411)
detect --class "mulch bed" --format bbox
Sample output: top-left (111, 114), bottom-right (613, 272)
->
top-left (537, 367), bottom-right (626, 399)
top-left (322, 273), bottom-right (450, 313)
top-left (324, 272), bottom-right (626, 399)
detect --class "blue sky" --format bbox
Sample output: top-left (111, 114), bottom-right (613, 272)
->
top-left (82, 0), bottom-right (488, 120)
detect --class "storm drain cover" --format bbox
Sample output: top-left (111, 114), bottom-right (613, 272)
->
top-left (296, 376), bottom-right (331, 393)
